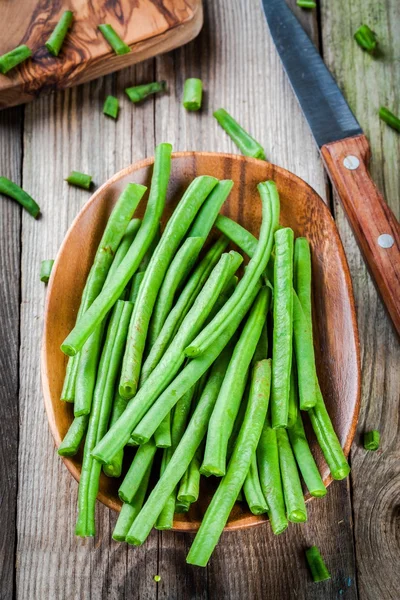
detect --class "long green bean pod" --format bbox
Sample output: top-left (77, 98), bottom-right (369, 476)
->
top-left (58, 415), bottom-right (89, 457)
top-left (287, 361), bottom-right (299, 428)
top-left (202, 287), bottom-right (268, 476)
top-left (185, 181), bottom-right (279, 358)
top-left (213, 108), bottom-right (266, 160)
top-left (276, 429), bottom-right (307, 522)
top-left (45, 10), bottom-right (73, 56)
top-left (271, 227), bottom-right (294, 429)
top-left (154, 412), bottom-right (172, 448)
top-left (61, 143), bottom-right (171, 356)
top-left (243, 453), bottom-right (269, 515)
top-left (118, 439), bottom-right (157, 504)
top-left (92, 252), bottom-right (244, 464)
top-left (141, 236), bottom-right (229, 382)
top-left (125, 343), bottom-right (234, 545)
top-left (112, 463), bottom-right (152, 542)
top-left (215, 214), bottom-right (258, 257)
top-left (0, 176), bottom-right (40, 218)
top-left (308, 380), bottom-right (350, 480)
top-left (288, 411), bottom-right (326, 497)
top-left (0, 45), bottom-right (32, 75)
top-left (103, 391), bottom-right (129, 478)
top-left (75, 300), bottom-right (133, 536)
top-left (257, 417), bottom-right (288, 535)
top-left (119, 175), bottom-right (218, 399)
top-left (178, 442), bottom-right (204, 504)
top-left (187, 359), bottom-right (271, 566)
top-left (292, 292), bottom-right (316, 410)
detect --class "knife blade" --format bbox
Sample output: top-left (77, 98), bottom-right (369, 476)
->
top-left (261, 0), bottom-right (400, 336)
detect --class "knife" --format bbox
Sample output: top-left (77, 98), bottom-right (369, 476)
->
top-left (261, 0), bottom-right (400, 335)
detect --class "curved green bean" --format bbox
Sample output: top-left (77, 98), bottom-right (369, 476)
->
top-left (187, 359), bottom-right (271, 566)
top-left (141, 236), bottom-right (229, 383)
top-left (257, 417), bottom-right (288, 535)
top-left (243, 452), bottom-right (268, 515)
top-left (112, 463), bottom-right (152, 542)
top-left (308, 380), bottom-right (350, 480)
top-left (58, 415), bottom-right (89, 457)
top-left (119, 175), bottom-right (218, 399)
top-left (118, 439), bottom-right (157, 504)
top-left (271, 227), bottom-right (294, 429)
top-left (185, 180), bottom-right (279, 357)
top-left (215, 214), bottom-right (258, 257)
top-left (202, 287), bottom-right (269, 476)
top-left (288, 411), bottom-right (326, 497)
top-left (92, 252), bottom-right (244, 464)
top-left (0, 176), bottom-right (40, 218)
top-left (61, 143), bottom-right (171, 356)
top-left (125, 343), bottom-right (234, 545)
top-left (276, 429), bottom-right (307, 522)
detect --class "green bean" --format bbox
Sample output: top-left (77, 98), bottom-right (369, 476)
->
top-left (141, 237), bottom-right (229, 382)
top-left (113, 464), bottom-right (152, 541)
top-left (45, 10), bottom-right (73, 56)
top-left (226, 380), bottom-right (249, 460)
top-left (119, 176), bottom-right (218, 399)
top-left (187, 359), bottom-right (271, 566)
top-left (287, 361), bottom-right (299, 429)
top-left (288, 411), bottom-right (326, 497)
top-left (118, 439), bottom-right (157, 503)
top-left (65, 171), bottom-right (92, 189)
top-left (379, 107), bottom-right (400, 133)
top-left (294, 237), bottom-right (312, 319)
top-left (40, 259), bottom-right (54, 283)
top-left (130, 280), bottom-right (261, 448)
top-left (243, 453), bottom-right (269, 515)
top-left (305, 546), bottom-right (331, 582)
top-left (297, 0), bottom-right (316, 7)
top-left (257, 417), bottom-right (288, 535)
top-left (148, 237), bottom-right (204, 346)
top-left (276, 429), bottom-right (307, 522)
top-left (92, 251), bottom-right (244, 463)
top-left (175, 499), bottom-right (191, 513)
top-left (75, 300), bottom-right (132, 536)
top-left (129, 271), bottom-right (144, 303)
top-left (0, 45), bottom-right (32, 74)
top-left (0, 176), bottom-right (40, 218)
top-left (183, 78), bottom-right (203, 111)
top-left (103, 391), bottom-right (129, 477)
top-left (292, 292), bottom-right (317, 410)
top-left (103, 95), bottom-right (119, 119)
top-left (271, 227), bottom-right (294, 429)
top-left (215, 214), bottom-right (258, 257)
top-left (354, 24), bottom-right (378, 53)
top-left (202, 287), bottom-right (269, 476)
top-left (58, 415), bottom-right (89, 457)
top-left (364, 430), bottom-right (380, 451)
top-left (155, 449), bottom-right (176, 530)
top-left (98, 24), bottom-right (130, 55)
top-left (61, 143), bottom-right (171, 356)
top-left (213, 108), bottom-right (266, 160)
top-left (154, 412), bottom-right (171, 448)
top-left (188, 180), bottom-right (233, 238)
top-left (185, 181), bottom-right (279, 358)
top-left (178, 442), bottom-right (203, 504)
top-left (125, 343), bottom-right (233, 545)
top-left (125, 81), bottom-right (166, 103)
top-left (308, 380), bottom-right (350, 480)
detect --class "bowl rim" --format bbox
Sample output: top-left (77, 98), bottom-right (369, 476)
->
top-left (41, 151), bottom-right (361, 532)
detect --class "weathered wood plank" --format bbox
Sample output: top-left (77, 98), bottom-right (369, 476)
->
top-left (0, 105), bottom-right (23, 600)
top-left (15, 63), bottom-right (160, 599)
top-left (154, 1), bottom-right (357, 598)
top-left (321, 0), bottom-right (400, 598)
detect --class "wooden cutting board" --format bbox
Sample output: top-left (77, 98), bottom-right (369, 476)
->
top-left (0, 0), bottom-right (202, 109)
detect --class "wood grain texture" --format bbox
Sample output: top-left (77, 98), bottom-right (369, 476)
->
top-left (0, 0), bottom-right (202, 109)
top-left (321, 0), bottom-right (400, 599)
top-left (321, 134), bottom-right (400, 336)
top-left (0, 106), bottom-right (23, 600)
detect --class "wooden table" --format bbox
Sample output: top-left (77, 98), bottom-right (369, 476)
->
top-left (1, 1), bottom-right (398, 598)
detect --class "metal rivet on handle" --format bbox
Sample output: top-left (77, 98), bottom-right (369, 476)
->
top-left (378, 234), bottom-right (394, 249)
top-left (343, 155), bottom-right (360, 170)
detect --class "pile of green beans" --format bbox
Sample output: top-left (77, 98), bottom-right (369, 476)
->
top-left (57, 147), bottom-right (349, 566)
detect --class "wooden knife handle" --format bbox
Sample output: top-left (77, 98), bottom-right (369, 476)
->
top-left (321, 134), bottom-right (400, 336)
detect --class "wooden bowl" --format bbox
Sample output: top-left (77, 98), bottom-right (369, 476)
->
top-left (41, 152), bottom-right (361, 532)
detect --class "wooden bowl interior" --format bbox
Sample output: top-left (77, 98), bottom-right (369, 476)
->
top-left (41, 152), bottom-right (360, 532)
